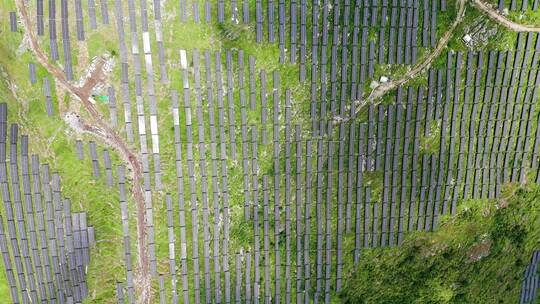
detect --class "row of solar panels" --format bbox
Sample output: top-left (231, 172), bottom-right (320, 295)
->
top-left (35, 0), bottom-right (108, 41)
top-left (111, 117), bottom-right (538, 304)
top-left (25, 0), bottom-right (449, 91)
top-left (498, 0), bottom-right (540, 11)
top-left (15, 3), bottom-right (540, 302)
top-left (0, 104), bottom-right (95, 304)
top-left (100, 35), bottom-right (540, 301)
top-left (27, 72), bottom-right (58, 117)
top-left (520, 251), bottom-right (540, 303)
top-left (105, 70), bottom-right (540, 302)
top-left (75, 140), bottom-right (114, 187)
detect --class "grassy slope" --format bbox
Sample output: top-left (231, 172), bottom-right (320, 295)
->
top-left (340, 182), bottom-right (540, 303)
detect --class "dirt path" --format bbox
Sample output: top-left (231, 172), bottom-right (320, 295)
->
top-left (472, 0), bottom-right (540, 32)
top-left (14, 1), bottom-right (152, 303)
top-left (334, 0), bottom-right (466, 124)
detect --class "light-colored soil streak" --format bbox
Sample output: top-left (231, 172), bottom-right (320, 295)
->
top-left (14, 1), bottom-right (152, 302)
top-left (334, 0), bottom-right (466, 124)
top-left (472, 0), bottom-right (540, 32)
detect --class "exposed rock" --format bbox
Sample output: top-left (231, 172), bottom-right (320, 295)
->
top-left (467, 237), bottom-right (491, 262)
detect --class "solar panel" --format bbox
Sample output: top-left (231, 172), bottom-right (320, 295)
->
top-left (352, 122), bottom-right (364, 260)
top-left (396, 1), bottom-right (405, 65)
top-left (378, 6), bottom-right (388, 65)
top-left (315, 139), bottom-right (323, 300)
top-left (441, 52), bottom-right (463, 215)
top-left (421, 0), bottom-right (429, 48)
top-left (387, 1), bottom-right (397, 64)
top-left (255, 0), bottom-right (263, 42)
top-left (48, 0), bottom-right (59, 61)
top-left (259, 70), bottom-right (269, 145)
top-left (225, 51), bottom-right (237, 161)
top-left (99, 0), bottom-right (109, 24)
top-left (303, 139), bottom-right (312, 302)
top-left (360, 27), bottom-right (368, 84)
top-left (32, 154), bottom-right (55, 302)
top-left (340, 32), bottom-right (349, 117)
top-left (375, 105), bottom-right (385, 171)
top-left (519, 37), bottom-right (540, 182)
top-left (412, 153), bottom-right (426, 230)
top-left (59, 0), bottom-right (74, 81)
top-left (268, 0), bottom-right (275, 42)
top-left (293, 125), bottom-right (303, 303)
top-left (454, 52), bottom-right (474, 204)
top-left (88, 0), bottom-right (98, 29)
top-left (237, 251), bottom-right (251, 302)
top-left (427, 0), bottom-right (436, 48)
top-left (336, 126), bottom-right (345, 290)
top-left (532, 78), bottom-right (540, 171)
top-left (390, 103), bottom-right (402, 246)
top-left (88, 141), bottom-right (100, 178)
top-left (251, 126), bottom-right (261, 303)
top-left (278, 0), bottom-right (286, 63)
top-left (118, 166), bottom-right (132, 293)
top-left (0, 126), bottom-right (25, 302)
top-left (411, 0), bottom-right (419, 64)
top-left (368, 40), bottom-right (375, 78)
top-left (284, 95), bottom-right (293, 297)
top-left (510, 0), bottom-right (518, 10)
top-left (9, 128), bottom-right (40, 303)
top-left (509, 35), bottom-right (534, 184)
top-left (365, 106), bottom-right (374, 171)
top-left (106, 87), bottom-right (118, 128)
top-left (22, 139), bottom-right (46, 301)
top-left (371, 0), bottom-right (379, 26)
top-left (228, 0), bottom-right (237, 22)
top-left (103, 149), bottom-right (113, 187)
top-left (297, 0), bottom-right (308, 81)
top-left (350, 7), bottom-right (360, 97)
top-left (372, 199), bottom-right (380, 248)
top-left (9, 12), bottom-right (17, 32)
top-left (116, 282), bottom-right (125, 303)
top-left (381, 105), bottom-right (394, 247)
top-left (404, 0), bottom-right (413, 65)
top-left (235, 252), bottom-right (242, 303)
top-left (274, 152), bottom-right (282, 303)
top-left (500, 37), bottom-right (525, 182)
top-left (412, 87), bottom-right (424, 195)
top-left (35, 0), bottom-right (45, 35)
top-left (73, 0), bottom-right (85, 41)
top-left (345, 121), bottom-right (356, 234)
top-left (323, 139), bottom-right (335, 301)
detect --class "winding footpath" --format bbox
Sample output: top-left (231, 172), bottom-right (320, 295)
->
top-left (472, 0), bottom-right (540, 32)
top-left (13, 1), bottom-right (152, 303)
top-left (339, 0), bottom-right (467, 123)
top-left (336, 0), bottom-right (540, 125)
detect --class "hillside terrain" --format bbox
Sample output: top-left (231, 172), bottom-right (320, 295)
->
top-left (0, 0), bottom-right (539, 303)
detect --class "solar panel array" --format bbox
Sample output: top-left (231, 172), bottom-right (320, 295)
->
top-left (498, 0), bottom-right (540, 12)
top-left (5, 1), bottom-right (540, 303)
top-left (56, 33), bottom-right (540, 302)
top-left (520, 251), bottom-right (540, 304)
top-left (28, 0), bottom-right (449, 85)
top-left (106, 39), bottom-right (540, 302)
top-left (0, 103), bottom-right (94, 303)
